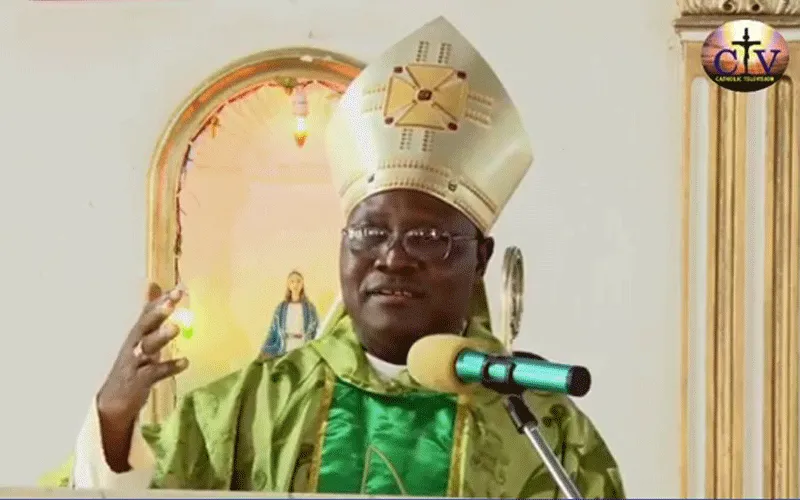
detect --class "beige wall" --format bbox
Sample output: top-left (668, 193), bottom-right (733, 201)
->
top-left (0, 0), bottom-right (682, 496)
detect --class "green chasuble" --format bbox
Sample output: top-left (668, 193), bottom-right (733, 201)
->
top-left (41, 292), bottom-right (625, 498)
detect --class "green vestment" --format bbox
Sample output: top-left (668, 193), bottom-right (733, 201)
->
top-left (42, 288), bottom-right (625, 498)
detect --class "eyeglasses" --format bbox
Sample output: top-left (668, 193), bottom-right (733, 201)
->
top-left (342, 225), bottom-right (480, 262)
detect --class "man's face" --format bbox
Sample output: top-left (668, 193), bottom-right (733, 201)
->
top-left (339, 190), bottom-right (494, 363)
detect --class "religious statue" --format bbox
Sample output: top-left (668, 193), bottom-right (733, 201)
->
top-left (259, 270), bottom-right (320, 357)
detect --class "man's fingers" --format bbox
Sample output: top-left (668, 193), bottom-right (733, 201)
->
top-left (139, 285), bottom-right (164, 316)
top-left (129, 289), bottom-right (183, 342)
top-left (139, 322), bottom-right (180, 355)
top-left (135, 352), bottom-right (159, 367)
top-left (141, 285), bottom-right (182, 314)
top-left (146, 282), bottom-right (163, 302)
top-left (140, 358), bottom-right (189, 385)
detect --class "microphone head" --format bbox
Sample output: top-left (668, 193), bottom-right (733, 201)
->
top-left (407, 334), bottom-right (493, 394)
top-left (567, 366), bottom-right (591, 397)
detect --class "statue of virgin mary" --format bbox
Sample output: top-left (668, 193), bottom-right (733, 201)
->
top-left (259, 270), bottom-right (320, 357)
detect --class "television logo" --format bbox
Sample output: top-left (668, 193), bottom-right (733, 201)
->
top-left (702, 19), bottom-right (789, 92)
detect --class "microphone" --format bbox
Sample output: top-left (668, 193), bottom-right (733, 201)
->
top-left (407, 334), bottom-right (591, 397)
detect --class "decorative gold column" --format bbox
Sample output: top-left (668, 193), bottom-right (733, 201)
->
top-left (704, 84), bottom-right (747, 500)
top-left (677, 2), bottom-right (800, 498)
top-left (680, 43), bottom-right (748, 498)
top-left (763, 45), bottom-right (800, 499)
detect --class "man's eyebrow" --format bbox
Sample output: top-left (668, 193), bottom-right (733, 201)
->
top-left (347, 216), bottom-right (382, 225)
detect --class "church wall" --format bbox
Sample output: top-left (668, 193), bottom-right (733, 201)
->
top-left (0, 0), bottom-right (682, 496)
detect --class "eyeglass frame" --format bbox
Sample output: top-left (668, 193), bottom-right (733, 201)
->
top-left (341, 225), bottom-right (483, 262)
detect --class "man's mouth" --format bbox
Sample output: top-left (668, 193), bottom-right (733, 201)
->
top-left (367, 288), bottom-right (424, 299)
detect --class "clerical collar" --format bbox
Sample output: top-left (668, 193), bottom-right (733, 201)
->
top-left (360, 322), bottom-right (469, 380)
top-left (364, 351), bottom-right (405, 381)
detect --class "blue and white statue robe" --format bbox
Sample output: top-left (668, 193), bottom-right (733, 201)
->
top-left (261, 299), bottom-right (319, 357)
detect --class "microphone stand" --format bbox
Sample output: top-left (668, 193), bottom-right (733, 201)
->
top-left (504, 394), bottom-right (582, 499)
top-left (482, 352), bottom-right (583, 500)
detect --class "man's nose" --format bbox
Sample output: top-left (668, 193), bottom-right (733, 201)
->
top-left (377, 239), bottom-right (419, 271)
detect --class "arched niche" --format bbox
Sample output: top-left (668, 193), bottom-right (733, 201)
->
top-left (144, 47), bottom-right (364, 424)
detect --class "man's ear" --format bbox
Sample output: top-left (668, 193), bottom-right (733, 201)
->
top-left (476, 236), bottom-right (494, 277)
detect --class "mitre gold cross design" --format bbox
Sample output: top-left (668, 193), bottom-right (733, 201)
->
top-left (383, 64), bottom-right (469, 131)
top-left (361, 40), bottom-right (494, 143)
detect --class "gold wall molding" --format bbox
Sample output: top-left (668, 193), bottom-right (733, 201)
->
top-left (680, 42), bottom-right (748, 498)
top-left (763, 44), bottom-right (800, 499)
top-left (681, 0), bottom-right (800, 15)
top-left (703, 79), bottom-right (747, 500)
top-left (676, 0), bottom-right (800, 29)
top-left (679, 38), bottom-right (800, 498)
top-left (144, 48), bottom-right (363, 424)
top-left (680, 44), bottom-right (701, 500)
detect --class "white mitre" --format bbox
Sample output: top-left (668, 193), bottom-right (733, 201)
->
top-left (324, 16), bottom-right (534, 234)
